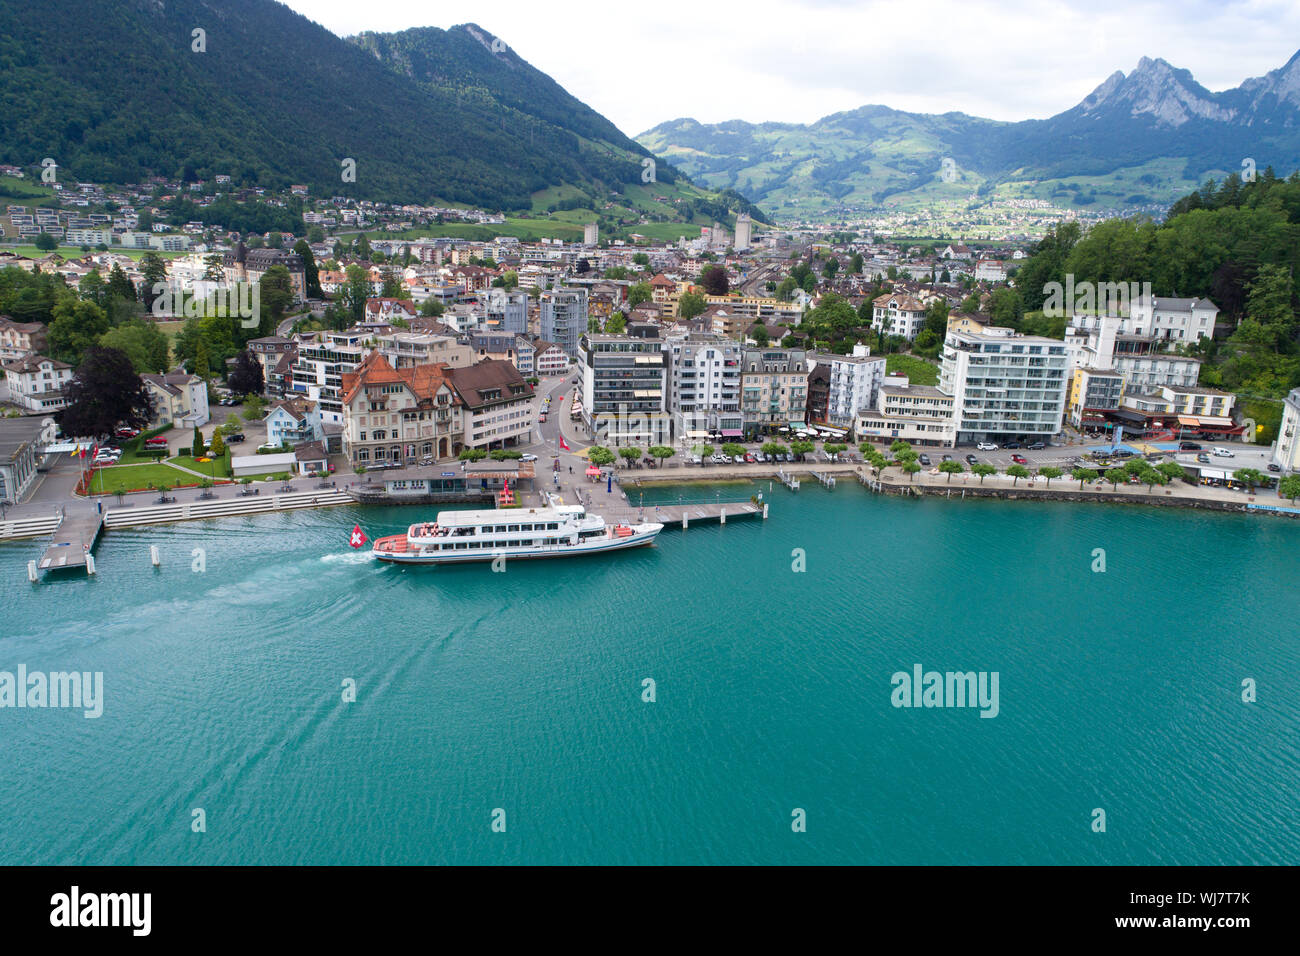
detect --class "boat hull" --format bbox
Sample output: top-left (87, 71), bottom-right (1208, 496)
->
top-left (373, 526), bottom-right (662, 564)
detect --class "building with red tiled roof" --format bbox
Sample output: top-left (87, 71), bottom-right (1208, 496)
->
top-left (340, 353), bottom-right (463, 465)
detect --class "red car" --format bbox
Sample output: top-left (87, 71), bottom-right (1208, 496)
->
top-left (115, 427), bottom-right (140, 439)
top-left (1011, 454), bottom-right (1028, 465)
top-left (145, 436), bottom-right (169, 447)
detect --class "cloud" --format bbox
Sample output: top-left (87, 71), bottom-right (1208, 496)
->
top-left (280, 0), bottom-right (1300, 135)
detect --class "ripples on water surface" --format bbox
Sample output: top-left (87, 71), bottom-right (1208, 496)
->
top-left (1, 489), bottom-right (1297, 864)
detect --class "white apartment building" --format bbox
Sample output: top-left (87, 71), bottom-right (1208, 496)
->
top-left (664, 333), bottom-right (743, 439)
top-left (290, 331), bottom-right (370, 423)
top-left (871, 293), bottom-right (928, 341)
top-left (854, 374), bottom-right (956, 447)
top-left (1273, 387), bottom-right (1300, 474)
top-left (822, 343), bottom-right (886, 429)
top-left (1, 355), bottom-right (72, 412)
top-left (940, 326), bottom-right (1069, 444)
top-left (1129, 295), bottom-right (1218, 342)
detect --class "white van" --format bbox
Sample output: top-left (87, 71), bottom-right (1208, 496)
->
top-left (1212, 447), bottom-right (1234, 458)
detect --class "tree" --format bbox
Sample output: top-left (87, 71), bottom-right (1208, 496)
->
top-left (59, 347), bottom-right (153, 437)
top-left (1006, 464), bottom-right (1030, 486)
top-left (618, 446), bottom-right (641, 464)
top-left (34, 232), bottom-right (57, 251)
top-left (294, 240), bottom-right (322, 298)
top-left (203, 253), bottom-right (226, 283)
top-left (1072, 466), bottom-right (1093, 489)
top-left (259, 265), bottom-right (295, 328)
top-left (1039, 465), bottom-right (1063, 486)
top-left (971, 463), bottom-right (997, 483)
top-left (698, 264), bottom-right (729, 296)
top-left (939, 460), bottom-right (964, 482)
top-left (605, 313), bottom-right (627, 334)
top-left (722, 442), bottom-right (746, 458)
top-left (1103, 468), bottom-right (1126, 489)
top-left (98, 319), bottom-right (170, 373)
top-left (228, 350), bottom-right (264, 396)
top-left (107, 263), bottom-right (136, 301)
top-left (458, 448), bottom-right (488, 461)
top-left (208, 430), bottom-right (226, 459)
top-left (380, 267), bottom-right (403, 299)
top-left (1140, 466), bottom-right (1168, 493)
top-left (678, 291), bottom-right (707, 320)
top-left (1233, 467), bottom-right (1265, 491)
top-left (192, 425), bottom-right (205, 458)
top-left (901, 460), bottom-right (921, 481)
top-left (1156, 461), bottom-right (1186, 484)
top-left (588, 446), bottom-right (616, 466)
top-left (1279, 474), bottom-right (1300, 503)
top-left (48, 298), bottom-right (109, 365)
top-left (628, 282), bottom-right (652, 307)
top-left (419, 297), bottom-right (445, 318)
top-left (649, 445), bottom-right (675, 463)
top-left (890, 439), bottom-right (912, 456)
top-left (139, 253), bottom-right (167, 311)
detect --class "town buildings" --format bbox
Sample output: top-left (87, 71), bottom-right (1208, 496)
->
top-left (871, 293), bottom-right (928, 341)
top-left (1272, 387), bottom-right (1300, 475)
top-left (740, 347), bottom-right (808, 437)
top-left (141, 369), bottom-right (210, 429)
top-left (822, 344), bottom-right (887, 430)
top-left (539, 288), bottom-right (588, 357)
top-left (0, 416), bottom-right (56, 504)
top-left (664, 333), bottom-right (743, 441)
top-left (1, 355), bottom-right (72, 412)
top-left (577, 334), bottom-right (670, 446)
top-left (855, 374), bottom-right (956, 447)
top-left (939, 326), bottom-right (1070, 444)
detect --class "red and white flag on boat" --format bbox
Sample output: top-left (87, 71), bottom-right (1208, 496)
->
top-left (559, 436), bottom-right (570, 451)
top-left (349, 524), bottom-right (367, 549)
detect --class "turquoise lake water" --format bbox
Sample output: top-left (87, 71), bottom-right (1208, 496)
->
top-left (2, 485), bottom-right (1298, 865)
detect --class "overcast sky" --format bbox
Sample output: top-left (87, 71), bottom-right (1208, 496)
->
top-left (281, 0), bottom-right (1300, 136)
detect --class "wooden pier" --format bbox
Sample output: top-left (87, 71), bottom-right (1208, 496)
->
top-left (599, 500), bottom-right (764, 528)
top-left (38, 512), bottom-right (104, 573)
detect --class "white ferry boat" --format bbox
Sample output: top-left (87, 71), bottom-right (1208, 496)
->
top-left (371, 505), bottom-right (663, 565)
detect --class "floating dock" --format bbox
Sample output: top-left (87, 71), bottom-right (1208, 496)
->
top-left (38, 512), bottom-right (104, 573)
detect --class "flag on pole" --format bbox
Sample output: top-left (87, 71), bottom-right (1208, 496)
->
top-left (559, 436), bottom-right (570, 451)
top-left (349, 524), bottom-right (367, 549)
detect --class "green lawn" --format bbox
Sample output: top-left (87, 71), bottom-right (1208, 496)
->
top-left (886, 353), bottom-right (940, 386)
top-left (82, 461), bottom-right (208, 495)
top-left (170, 452), bottom-right (232, 479)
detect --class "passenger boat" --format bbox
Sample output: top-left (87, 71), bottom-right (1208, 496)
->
top-left (371, 505), bottom-right (663, 565)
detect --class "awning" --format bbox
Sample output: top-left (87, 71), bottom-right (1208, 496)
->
top-left (1112, 409), bottom-right (1146, 423)
top-left (685, 430), bottom-right (709, 439)
top-left (788, 421), bottom-right (806, 429)
top-left (1177, 416), bottom-right (1200, 427)
top-left (1197, 468), bottom-right (1231, 481)
top-left (721, 429), bottom-right (743, 436)
top-left (1197, 416), bottom-right (1236, 427)
top-left (585, 466), bottom-right (601, 476)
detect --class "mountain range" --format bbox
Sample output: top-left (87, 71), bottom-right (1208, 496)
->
top-left (636, 52), bottom-right (1300, 217)
top-left (0, 0), bottom-right (763, 229)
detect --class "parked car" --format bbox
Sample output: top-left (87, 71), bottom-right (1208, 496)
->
top-left (1027, 442), bottom-right (1045, 450)
top-left (977, 442), bottom-right (998, 451)
top-left (941, 454), bottom-right (953, 462)
top-left (919, 454), bottom-right (931, 466)
top-left (1011, 454), bottom-right (1028, 465)
top-left (1003, 441), bottom-right (1022, 449)
top-left (744, 453), bottom-right (756, 463)
top-left (145, 436), bottom-right (169, 447)
top-left (691, 455), bottom-right (703, 465)
top-left (226, 432), bottom-right (245, 443)
top-left (1213, 447), bottom-right (1234, 458)
top-left (1179, 441), bottom-right (1202, 451)
top-left (114, 427), bottom-right (140, 439)
top-left (1268, 462), bottom-right (1281, 473)
top-left (1197, 453), bottom-right (1211, 464)
top-left (966, 454), bottom-right (979, 465)
top-left (520, 454), bottom-right (538, 462)
top-left (258, 442), bottom-right (282, 453)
